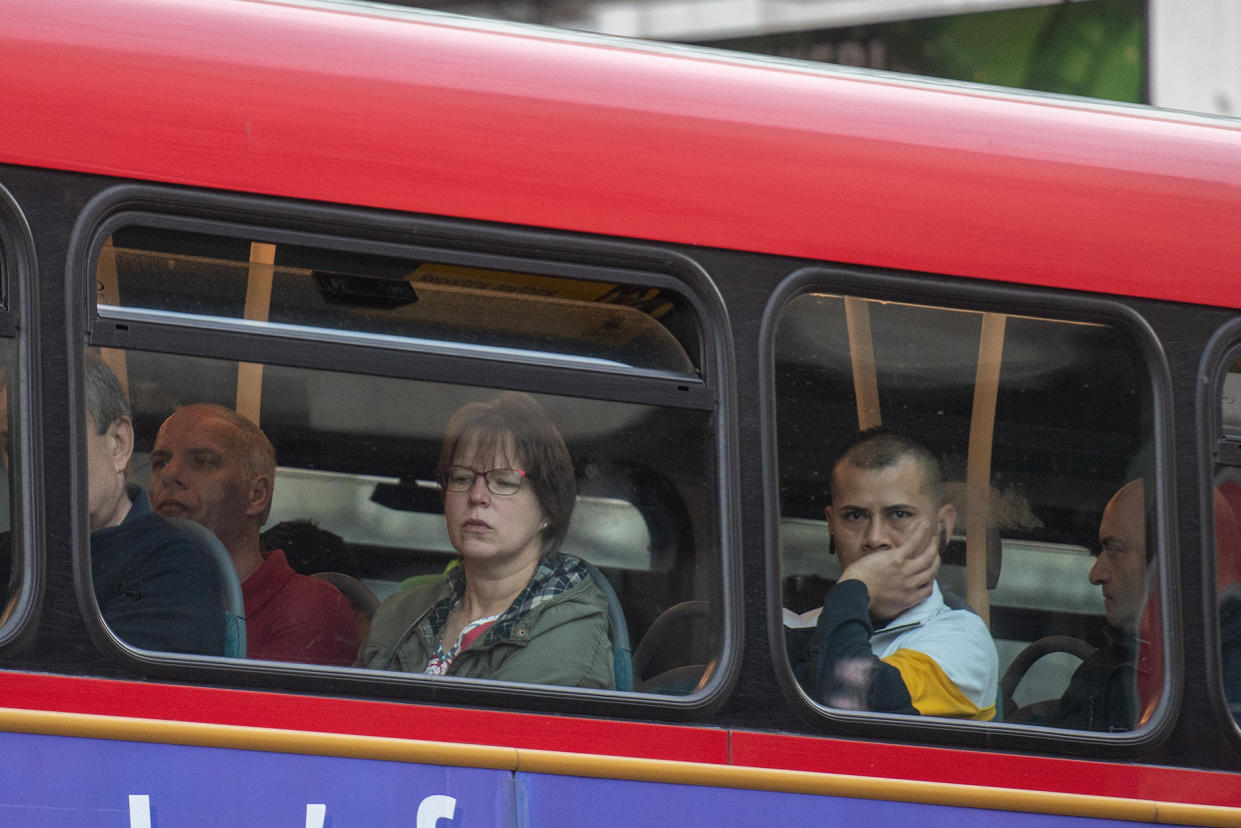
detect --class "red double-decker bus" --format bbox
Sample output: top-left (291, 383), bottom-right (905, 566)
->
top-left (1, 0), bottom-right (1240, 823)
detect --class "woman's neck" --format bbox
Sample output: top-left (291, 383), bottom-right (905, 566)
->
top-left (458, 555), bottom-right (541, 621)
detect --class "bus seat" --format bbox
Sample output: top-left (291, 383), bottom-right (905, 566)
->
top-left (581, 561), bottom-right (633, 691)
top-left (1000, 634), bottom-right (1096, 720)
top-left (313, 571), bottom-right (380, 643)
top-left (632, 600), bottom-right (710, 693)
top-left (165, 517), bottom-right (246, 659)
top-left (637, 660), bottom-right (713, 695)
top-left (313, 571), bottom-right (380, 617)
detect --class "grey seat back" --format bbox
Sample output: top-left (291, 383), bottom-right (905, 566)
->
top-left (580, 560), bottom-right (633, 691)
top-left (165, 517), bottom-right (246, 658)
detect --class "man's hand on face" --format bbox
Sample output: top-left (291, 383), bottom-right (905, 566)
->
top-left (839, 519), bottom-right (941, 621)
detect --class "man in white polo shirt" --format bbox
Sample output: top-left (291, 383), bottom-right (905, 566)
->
top-left (795, 429), bottom-right (997, 720)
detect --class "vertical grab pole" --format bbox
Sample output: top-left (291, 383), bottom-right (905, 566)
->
top-left (844, 297), bottom-right (882, 431)
top-left (966, 312), bottom-right (1006, 626)
top-left (236, 242), bottom-right (275, 426)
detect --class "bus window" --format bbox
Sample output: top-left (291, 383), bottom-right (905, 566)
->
top-left (775, 291), bottom-right (1159, 731)
top-left (87, 219), bottom-right (722, 698)
top-left (100, 227), bottom-right (701, 376)
top-left (1214, 356), bottom-right (1241, 725)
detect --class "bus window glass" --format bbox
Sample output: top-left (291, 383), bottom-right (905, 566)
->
top-left (1214, 357), bottom-right (1241, 725)
top-left (88, 222), bottom-right (721, 695)
top-left (776, 292), bottom-right (1158, 730)
top-left (98, 348), bottom-right (716, 689)
top-left (99, 228), bottom-right (701, 375)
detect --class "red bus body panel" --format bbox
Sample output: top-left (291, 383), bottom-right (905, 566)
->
top-left (3, 0), bottom-right (1240, 307)
top-left (3, 671), bottom-right (1241, 809)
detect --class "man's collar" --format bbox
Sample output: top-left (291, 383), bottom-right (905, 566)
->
top-left (874, 581), bottom-right (943, 634)
top-left (124, 483), bottom-right (151, 520)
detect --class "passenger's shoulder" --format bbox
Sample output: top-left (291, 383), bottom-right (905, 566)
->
top-left (935, 605), bottom-right (997, 654)
top-left (373, 577), bottom-right (444, 620)
top-left (131, 513), bottom-right (216, 569)
top-left (533, 576), bottom-right (609, 625)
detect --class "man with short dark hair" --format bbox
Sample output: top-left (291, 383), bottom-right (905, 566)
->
top-left (149, 403), bottom-right (358, 665)
top-left (795, 429), bottom-right (997, 719)
top-left (85, 354), bottom-right (226, 655)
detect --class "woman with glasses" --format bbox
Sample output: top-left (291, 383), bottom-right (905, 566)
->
top-left (356, 391), bottom-right (615, 688)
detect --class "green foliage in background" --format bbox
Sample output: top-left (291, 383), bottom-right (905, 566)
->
top-left (898, 0), bottom-right (1144, 101)
top-left (705, 0), bottom-right (1146, 103)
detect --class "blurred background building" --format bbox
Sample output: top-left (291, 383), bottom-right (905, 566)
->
top-left (389, 0), bottom-right (1239, 116)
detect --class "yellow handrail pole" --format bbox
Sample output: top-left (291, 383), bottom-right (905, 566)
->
top-left (844, 297), bottom-right (882, 431)
top-left (236, 243), bottom-right (276, 426)
top-left (966, 312), bottom-right (1006, 625)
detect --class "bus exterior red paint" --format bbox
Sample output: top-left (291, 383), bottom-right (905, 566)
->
top-left (2, 670), bottom-right (1240, 810)
top-left (3, 0), bottom-right (1239, 307)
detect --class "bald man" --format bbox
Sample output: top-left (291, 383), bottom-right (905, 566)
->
top-left (1091, 480), bottom-right (1150, 634)
top-left (1046, 479), bottom-right (1154, 731)
top-left (149, 404), bottom-right (358, 666)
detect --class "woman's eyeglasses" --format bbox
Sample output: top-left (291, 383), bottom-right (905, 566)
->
top-left (442, 466), bottom-right (527, 496)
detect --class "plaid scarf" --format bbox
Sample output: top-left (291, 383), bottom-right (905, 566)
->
top-left (423, 553), bottom-right (588, 647)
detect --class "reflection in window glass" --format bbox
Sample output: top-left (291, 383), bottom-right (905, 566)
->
top-left (1215, 357), bottom-right (1241, 724)
top-left (103, 347), bottom-right (716, 691)
top-left (100, 228), bottom-right (701, 375)
top-left (776, 293), bottom-right (1157, 729)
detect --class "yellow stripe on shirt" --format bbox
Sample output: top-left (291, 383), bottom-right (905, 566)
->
top-left (883, 648), bottom-right (995, 721)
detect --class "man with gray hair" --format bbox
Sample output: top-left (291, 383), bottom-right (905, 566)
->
top-left (149, 403), bottom-right (358, 665)
top-left (85, 353), bottom-right (225, 655)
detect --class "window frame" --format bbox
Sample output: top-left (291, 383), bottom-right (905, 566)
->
top-left (760, 263), bottom-right (1180, 755)
top-left (1197, 320), bottom-right (1241, 747)
top-left (67, 184), bottom-right (742, 718)
top-left (0, 180), bottom-right (40, 653)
